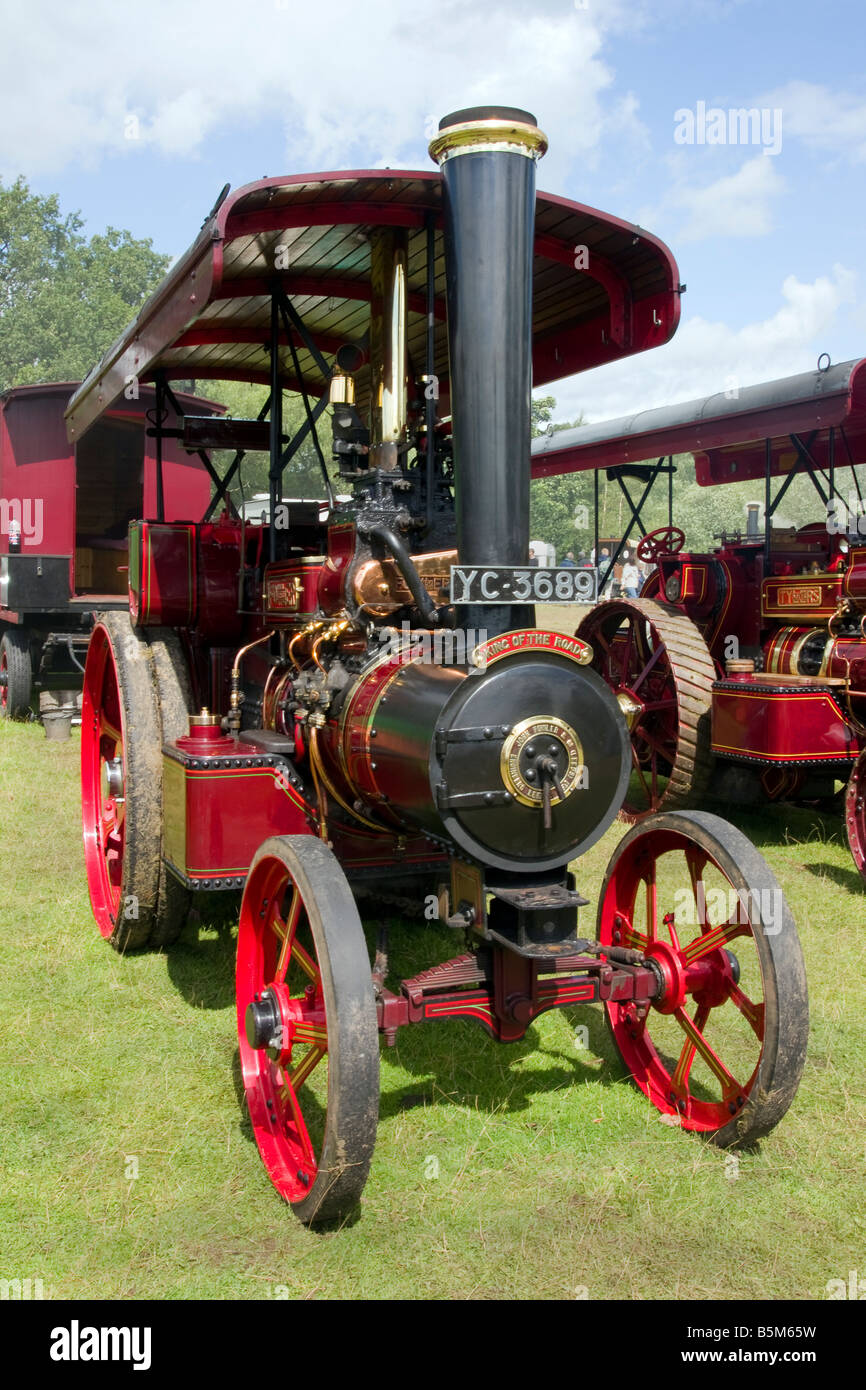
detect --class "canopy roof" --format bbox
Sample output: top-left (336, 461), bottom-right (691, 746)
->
top-left (531, 357), bottom-right (866, 485)
top-left (66, 170), bottom-right (681, 442)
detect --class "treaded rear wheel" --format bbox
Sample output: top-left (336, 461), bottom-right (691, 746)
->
top-left (577, 598), bottom-right (716, 822)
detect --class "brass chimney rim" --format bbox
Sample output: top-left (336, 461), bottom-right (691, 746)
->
top-left (429, 117), bottom-right (548, 166)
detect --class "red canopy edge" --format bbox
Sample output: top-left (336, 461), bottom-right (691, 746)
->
top-left (65, 169), bottom-right (682, 443)
top-left (531, 358), bottom-right (866, 484)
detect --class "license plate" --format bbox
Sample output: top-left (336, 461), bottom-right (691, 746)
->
top-left (450, 565), bottom-right (598, 605)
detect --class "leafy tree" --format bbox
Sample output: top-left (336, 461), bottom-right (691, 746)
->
top-left (208, 379), bottom-right (334, 509)
top-left (530, 395), bottom-right (591, 559)
top-left (0, 177), bottom-right (170, 390)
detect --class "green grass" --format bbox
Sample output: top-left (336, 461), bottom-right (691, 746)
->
top-left (1, 717), bottom-right (865, 1301)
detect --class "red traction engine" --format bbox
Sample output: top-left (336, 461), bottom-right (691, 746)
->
top-left (74, 108), bottom-right (808, 1224)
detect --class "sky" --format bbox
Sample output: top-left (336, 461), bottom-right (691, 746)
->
top-left (1, 0), bottom-right (864, 424)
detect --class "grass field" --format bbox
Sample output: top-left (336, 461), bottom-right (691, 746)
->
top-left (1, 714), bottom-right (864, 1302)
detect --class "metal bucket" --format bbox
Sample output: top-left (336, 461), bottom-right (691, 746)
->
top-left (43, 708), bottom-right (74, 740)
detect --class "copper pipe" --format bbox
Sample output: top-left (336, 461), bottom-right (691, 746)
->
top-left (228, 630), bottom-right (276, 732)
top-left (307, 726), bottom-right (383, 833)
top-left (231, 630), bottom-right (277, 680)
top-left (311, 619), bottom-right (351, 670)
top-left (288, 621), bottom-right (325, 672)
top-left (307, 725), bottom-right (330, 844)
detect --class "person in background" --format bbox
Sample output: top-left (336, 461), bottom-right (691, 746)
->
top-left (528, 546), bottom-right (540, 567)
top-left (561, 550), bottom-right (576, 567)
top-left (597, 547), bottom-right (611, 595)
top-left (621, 554), bottom-right (640, 598)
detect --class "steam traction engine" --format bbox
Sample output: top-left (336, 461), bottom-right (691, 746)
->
top-left (70, 109), bottom-right (808, 1224)
top-left (532, 360), bottom-right (866, 881)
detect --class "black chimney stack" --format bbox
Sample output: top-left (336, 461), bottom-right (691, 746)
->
top-left (430, 106), bottom-right (547, 636)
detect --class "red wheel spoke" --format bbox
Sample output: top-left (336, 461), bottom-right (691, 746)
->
top-left (685, 848), bottom-right (709, 929)
top-left (621, 915), bottom-right (649, 951)
top-left (287, 1044), bottom-right (326, 1091)
top-left (671, 1003), bottom-right (710, 1093)
top-left (273, 888), bottom-right (301, 982)
top-left (630, 643), bottom-right (664, 693)
top-left (682, 916), bottom-right (750, 964)
top-left (728, 983), bottom-right (765, 1040)
top-left (673, 1005), bottom-right (743, 1098)
top-left (291, 939), bottom-right (319, 983)
top-left (619, 620), bottom-right (637, 684)
top-left (279, 1072), bottom-right (318, 1168)
top-left (292, 1020), bottom-right (328, 1048)
top-left (99, 714), bottom-right (122, 746)
top-left (645, 862), bottom-right (658, 940)
top-left (635, 727), bottom-right (674, 759)
top-left (630, 744), bottom-right (654, 806)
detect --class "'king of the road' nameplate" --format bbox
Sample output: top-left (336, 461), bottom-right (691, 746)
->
top-left (450, 565), bottom-right (597, 605)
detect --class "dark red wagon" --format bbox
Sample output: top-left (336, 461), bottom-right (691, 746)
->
top-left (69, 107), bottom-right (808, 1223)
top-left (0, 381), bottom-right (219, 721)
top-left (531, 357), bottom-right (866, 879)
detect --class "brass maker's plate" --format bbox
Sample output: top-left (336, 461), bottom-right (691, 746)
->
top-left (500, 715), bottom-right (584, 808)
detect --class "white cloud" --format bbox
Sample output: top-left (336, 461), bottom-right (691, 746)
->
top-left (0, 0), bottom-right (645, 184)
top-left (763, 80), bottom-right (866, 164)
top-left (544, 264), bottom-right (859, 424)
top-left (647, 155), bottom-right (786, 244)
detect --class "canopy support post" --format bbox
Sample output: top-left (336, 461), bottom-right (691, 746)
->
top-left (764, 436), bottom-right (772, 573)
top-left (154, 373), bottom-right (166, 523)
top-left (425, 212), bottom-right (437, 534)
top-left (269, 292), bottom-right (283, 564)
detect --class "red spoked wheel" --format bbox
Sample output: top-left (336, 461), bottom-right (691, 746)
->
top-left (576, 598), bottom-right (715, 822)
top-left (82, 616), bottom-right (162, 949)
top-left (237, 835), bottom-right (380, 1225)
top-left (844, 749), bottom-right (866, 885)
top-left (636, 526), bottom-right (686, 564)
top-left (81, 614), bottom-right (191, 950)
top-left (598, 810), bottom-right (808, 1146)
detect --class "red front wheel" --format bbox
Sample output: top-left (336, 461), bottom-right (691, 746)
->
top-left (237, 835), bottom-right (380, 1225)
top-left (845, 750), bottom-right (866, 885)
top-left (598, 810), bottom-right (808, 1146)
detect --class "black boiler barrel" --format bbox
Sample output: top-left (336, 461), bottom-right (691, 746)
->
top-left (333, 645), bottom-right (629, 874)
top-left (429, 107), bottom-right (547, 636)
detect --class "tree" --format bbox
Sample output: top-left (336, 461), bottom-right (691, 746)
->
top-left (208, 379), bottom-right (335, 509)
top-left (529, 395), bottom-right (591, 559)
top-left (0, 177), bottom-right (170, 390)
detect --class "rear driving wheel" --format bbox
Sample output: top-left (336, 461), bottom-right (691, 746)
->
top-left (81, 614), bottom-right (192, 950)
top-left (237, 835), bottom-right (380, 1225)
top-left (598, 810), bottom-right (808, 1146)
top-left (82, 615), bottom-right (163, 949)
top-left (844, 750), bottom-right (866, 885)
top-left (146, 629), bottom-right (194, 946)
top-left (577, 598), bottom-right (715, 822)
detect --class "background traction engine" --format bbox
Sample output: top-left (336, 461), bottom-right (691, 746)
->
top-left (79, 107), bottom-right (809, 1225)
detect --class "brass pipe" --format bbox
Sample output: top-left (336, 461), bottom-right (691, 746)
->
top-left (288, 620), bottom-right (325, 672)
top-left (227, 630), bottom-right (276, 733)
top-left (369, 228), bottom-right (409, 470)
top-left (311, 619), bottom-right (351, 670)
top-left (307, 725), bottom-right (330, 844)
top-left (307, 725), bottom-right (383, 833)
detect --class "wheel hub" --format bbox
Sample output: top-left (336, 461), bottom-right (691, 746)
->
top-left (101, 757), bottom-right (124, 802)
top-left (615, 688), bottom-right (643, 730)
top-left (245, 987), bottom-right (284, 1055)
